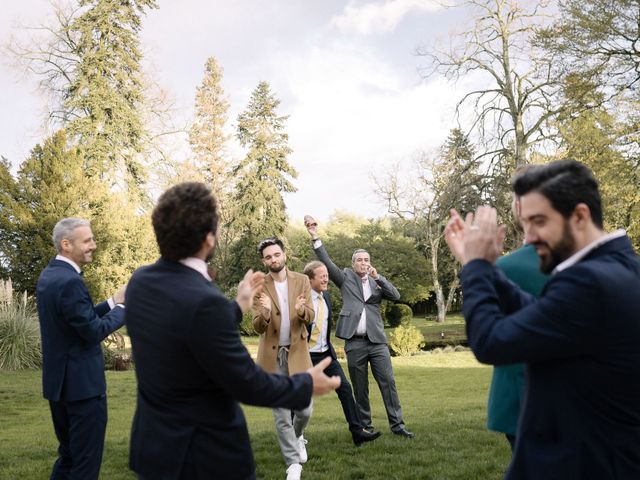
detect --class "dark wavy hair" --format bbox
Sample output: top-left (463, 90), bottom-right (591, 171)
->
top-left (152, 182), bottom-right (219, 261)
top-left (257, 237), bottom-right (285, 257)
top-left (512, 159), bottom-right (603, 229)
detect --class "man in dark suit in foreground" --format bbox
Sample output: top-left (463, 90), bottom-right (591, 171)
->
top-left (445, 159), bottom-right (640, 479)
top-left (303, 260), bottom-right (381, 446)
top-left (36, 217), bottom-right (127, 480)
top-left (126, 182), bottom-right (340, 480)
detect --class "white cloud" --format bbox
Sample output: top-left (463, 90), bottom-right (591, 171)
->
top-left (274, 44), bottom-right (465, 222)
top-left (331, 0), bottom-right (443, 35)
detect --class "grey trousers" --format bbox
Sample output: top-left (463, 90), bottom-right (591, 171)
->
top-left (345, 338), bottom-right (405, 432)
top-left (272, 347), bottom-right (313, 466)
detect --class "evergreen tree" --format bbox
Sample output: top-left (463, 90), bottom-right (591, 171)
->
top-left (64, 0), bottom-right (157, 193)
top-left (187, 57), bottom-right (236, 287)
top-left (0, 131), bottom-right (93, 292)
top-left (188, 57), bottom-right (230, 191)
top-left (229, 81), bottom-right (297, 281)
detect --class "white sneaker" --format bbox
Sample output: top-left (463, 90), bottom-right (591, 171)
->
top-left (286, 463), bottom-right (302, 480)
top-left (297, 435), bottom-right (308, 464)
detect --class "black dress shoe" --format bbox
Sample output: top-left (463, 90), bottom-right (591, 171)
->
top-left (352, 428), bottom-right (382, 446)
top-left (392, 427), bottom-right (415, 439)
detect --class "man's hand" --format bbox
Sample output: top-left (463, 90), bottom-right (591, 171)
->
top-left (445, 207), bottom-right (505, 265)
top-left (257, 292), bottom-right (272, 315)
top-left (295, 294), bottom-right (306, 316)
top-left (444, 209), bottom-right (466, 264)
top-left (307, 357), bottom-right (341, 396)
top-left (112, 284), bottom-right (127, 305)
top-left (368, 265), bottom-right (379, 279)
top-left (304, 215), bottom-right (319, 239)
top-left (236, 270), bottom-right (265, 314)
top-left (462, 206), bottom-right (506, 264)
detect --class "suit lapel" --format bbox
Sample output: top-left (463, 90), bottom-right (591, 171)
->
top-left (286, 269), bottom-right (296, 323)
top-left (264, 275), bottom-right (281, 320)
top-left (322, 290), bottom-right (332, 336)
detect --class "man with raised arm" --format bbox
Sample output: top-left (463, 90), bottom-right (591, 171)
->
top-left (305, 216), bottom-right (413, 439)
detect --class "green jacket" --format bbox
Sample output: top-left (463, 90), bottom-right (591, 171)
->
top-left (486, 245), bottom-right (548, 435)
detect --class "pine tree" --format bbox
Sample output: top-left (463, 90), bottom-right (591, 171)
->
top-left (188, 57), bottom-right (230, 191)
top-left (63, 0), bottom-right (157, 192)
top-left (229, 81), bottom-right (297, 280)
top-left (0, 131), bottom-right (93, 292)
top-left (186, 57), bottom-right (238, 286)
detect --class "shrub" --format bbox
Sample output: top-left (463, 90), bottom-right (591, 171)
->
top-left (239, 310), bottom-right (257, 336)
top-left (389, 324), bottom-right (424, 357)
top-left (103, 347), bottom-right (132, 371)
top-left (386, 304), bottom-right (413, 328)
top-left (0, 283), bottom-right (42, 370)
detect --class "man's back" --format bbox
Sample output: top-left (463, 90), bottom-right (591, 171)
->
top-left (127, 258), bottom-right (312, 480)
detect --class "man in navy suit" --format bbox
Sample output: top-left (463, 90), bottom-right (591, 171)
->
top-left (36, 217), bottom-right (127, 480)
top-left (303, 260), bottom-right (381, 447)
top-left (126, 182), bottom-right (340, 480)
top-left (445, 159), bottom-right (640, 479)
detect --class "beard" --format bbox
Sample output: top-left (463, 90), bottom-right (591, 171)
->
top-left (269, 262), bottom-right (285, 273)
top-left (537, 220), bottom-right (576, 274)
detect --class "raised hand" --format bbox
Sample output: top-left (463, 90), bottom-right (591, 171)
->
top-left (463, 206), bottom-right (506, 264)
top-left (112, 284), bottom-right (127, 305)
top-left (295, 294), bottom-right (306, 316)
top-left (304, 215), bottom-right (318, 238)
top-left (258, 292), bottom-right (272, 315)
top-left (236, 270), bottom-right (265, 314)
top-left (368, 265), bottom-right (379, 279)
top-left (444, 209), bottom-right (466, 264)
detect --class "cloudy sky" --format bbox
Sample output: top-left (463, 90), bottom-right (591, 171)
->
top-left (0, 0), bottom-right (472, 223)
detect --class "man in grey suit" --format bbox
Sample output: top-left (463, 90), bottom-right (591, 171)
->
top-left (305, 215), bottom-right (413, 438)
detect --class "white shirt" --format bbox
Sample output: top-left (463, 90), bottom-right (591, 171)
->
top-left (179, 257), bottom-right (212, 281)
top-left (273, 278), bottom-right (291, 347)
top-left (356, 276), bottom-right (371, 335)
top-left (56, 254), bottom-right (81, 274)
top-left (309, 291), bottom-right (329, 353)
top-left (553, 229), bottom-right (626, 274)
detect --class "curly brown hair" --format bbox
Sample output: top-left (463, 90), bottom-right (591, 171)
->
top-left (151, 182), bottom-right (218, 261)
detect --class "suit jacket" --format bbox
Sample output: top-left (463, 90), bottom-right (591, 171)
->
top-left (253, 269), bottom-right (313, 374)
top-left (307, 290), bottom-right (338, 360)
top-left (314, 243), bottom-right (400, 344)
top-left (460, 236), bottom-right (640, 479)
top-left (487, 245), bottom-right (549, 436)
top-left (36, 258), bottom-right (124, 402)
top-left (126, 258), bottom-right (313, 480)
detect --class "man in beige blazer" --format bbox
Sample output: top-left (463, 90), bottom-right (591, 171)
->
top-left (253, 237), bottom-right (314, 480)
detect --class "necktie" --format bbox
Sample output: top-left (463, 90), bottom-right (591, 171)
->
top-left (310, 295), bottom-right (324, 344)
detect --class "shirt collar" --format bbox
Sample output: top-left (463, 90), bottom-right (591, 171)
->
top-left (55, 254), bottom-right (81, 274)
top-left (179, 257), bottom-right (212, 281)
top-left (553, 229), bottom-right (626, 274)
top-left (312, 290), bottom-right (324, 301)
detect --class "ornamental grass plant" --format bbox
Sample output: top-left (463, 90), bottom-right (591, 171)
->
top-left (0, 279), bottom-right (42, 370)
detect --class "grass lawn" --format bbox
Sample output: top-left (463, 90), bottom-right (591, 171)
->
top-left (0, 352), bottom-right (510, 480)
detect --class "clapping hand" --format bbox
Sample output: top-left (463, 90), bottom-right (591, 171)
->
top-left (295, 294), bottom-right (306, 316)
top-left (258, 292), bottom-right (272, 315)
top-left (444, 207), bottom-right (506, 265)
top-left (236, 270), bottom-right (265, 314)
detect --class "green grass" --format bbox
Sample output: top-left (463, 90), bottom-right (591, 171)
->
top-left (0, 352), bottom-right (510, 480)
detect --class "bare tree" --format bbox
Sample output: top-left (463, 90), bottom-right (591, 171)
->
top-left (418, 0), bottom-right (560, 168)
top-left (377, 129), bottom-right (483, 322)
